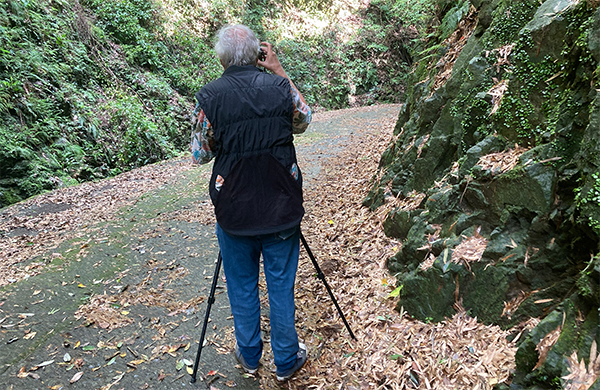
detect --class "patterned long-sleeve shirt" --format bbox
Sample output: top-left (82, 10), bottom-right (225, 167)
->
top-left (191, 84), bottom-right (311, 165)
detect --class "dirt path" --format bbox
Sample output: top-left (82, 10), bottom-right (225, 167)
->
top-left (0, 105), bottom-right (403, 389)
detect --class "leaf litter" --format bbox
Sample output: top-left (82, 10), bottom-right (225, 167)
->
top-left (270, 105), bottom-right (517, 390)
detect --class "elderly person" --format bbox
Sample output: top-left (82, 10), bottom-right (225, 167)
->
top-left (191, 24), bottom-right (311, 381)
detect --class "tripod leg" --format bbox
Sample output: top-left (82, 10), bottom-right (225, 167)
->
top-left (299, 233), bottom-right (357, 340)
top-left (191, 251), bottom-right (223, 383)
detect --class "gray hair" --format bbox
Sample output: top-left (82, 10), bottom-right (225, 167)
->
top-left (214, 25), bottom-right (260, 68)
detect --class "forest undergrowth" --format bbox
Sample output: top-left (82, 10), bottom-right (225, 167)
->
top-left (0, 0), bottom-right (440, 208)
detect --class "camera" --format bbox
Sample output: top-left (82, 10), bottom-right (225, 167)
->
top-left (258, 48), bottom-right (267, 62)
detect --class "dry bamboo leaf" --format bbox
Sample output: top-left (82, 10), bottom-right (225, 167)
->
top-left (451, 229), bottom-right (488, 270)
top-left (70, 371), bottom-right (84, 384)
top-left (419, 253), bottom-right (436, 271)
top-left (476, 145), bottom-right (528, 175)
top-left (562, 340), bottom-right (600, 390)
top-left (429, 6), bottom-right (479, 93)
top-left (533, 326), bottom-right (562, 371)
top-left (488, 79), bottom-right (509, 115)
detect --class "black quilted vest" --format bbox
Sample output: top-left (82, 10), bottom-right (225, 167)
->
top-left (195, 65), bottom-right (304, 236)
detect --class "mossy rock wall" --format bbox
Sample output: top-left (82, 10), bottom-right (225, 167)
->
top-left (367, 0), bottom-right (600, 388)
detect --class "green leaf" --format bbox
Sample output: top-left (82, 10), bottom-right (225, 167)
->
top-left (106, 357), bottom-right (116, 366)
top-left (442, 249), bottom-right (451, 273)
top-left (176, 360), bottom-right (185, 371)
top-left (388, 285), bottom-right (403, 298)
top-left (389, 354), bottom-right (403, 360)
top-left (376, 315), bottom-right (387, 321)
top-left (442, 261), bottom-right (450, 273)
top-left (82, 345), bottom-right (95, 351)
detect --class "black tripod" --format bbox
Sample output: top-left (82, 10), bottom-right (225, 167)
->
top-left (190, 251), bottom-right (223, 383)
top-left (190, 232), bottom-right (356, 383)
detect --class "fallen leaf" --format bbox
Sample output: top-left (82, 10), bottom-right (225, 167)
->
top-left (77, 283), bottom-right (86, 288)
top-left (24, 331), bottom-right (37, 340)
top-left (186, 366), bottom-right (193, 375)
top-left (36, 360), bottom-right (54, 368)
top-left (70, 371), bottom-right (83, 383)
top-left (17, 366), bottom-right (28, 378)
top-left (388, 285), bottom-right (403, 298)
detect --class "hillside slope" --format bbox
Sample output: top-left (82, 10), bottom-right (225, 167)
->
top-left (366, 0), bottom-right (599, 388)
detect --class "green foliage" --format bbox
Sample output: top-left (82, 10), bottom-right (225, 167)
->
top-left (490, 28), bottom-right (561, 145)
top-left (101, 92), bottom-right (176, 169)
top-left (0, 77), bottom-right (21, 114)
top-left (574, 172), bottom-right (600, 233)
top-left (82, 0), bottom-right (167, 69)
top-left (456, 93), bottom-right (494, 151)
top-left (491, 1), bottom-right (598, 149)
top-left (0, 0), bottom-right (198, 207)
top-left (481, 0), bottom-right (537, 49)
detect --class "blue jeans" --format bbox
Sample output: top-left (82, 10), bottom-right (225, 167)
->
top-left (216, 223), bottom-right (300, 372)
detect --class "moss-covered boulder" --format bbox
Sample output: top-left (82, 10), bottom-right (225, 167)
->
top-left (369, 0), bottom-right (600, 388)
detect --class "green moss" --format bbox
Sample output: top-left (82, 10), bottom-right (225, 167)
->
top-left (395, 267), bottom-right (457, 322)
top-left (461, 263), bottom-right (509, 324)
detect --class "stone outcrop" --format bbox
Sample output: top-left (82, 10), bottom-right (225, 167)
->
top-left (367, 0), bottom-right (599, 388)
